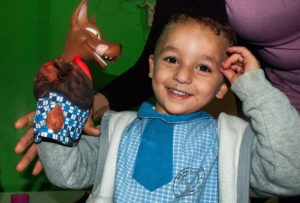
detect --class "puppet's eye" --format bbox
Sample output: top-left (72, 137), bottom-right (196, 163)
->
top-left (86, 27), bottom-right (100, 39)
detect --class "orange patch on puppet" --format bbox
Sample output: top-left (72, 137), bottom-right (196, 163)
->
top-left (46, 104), bottom-right (64, 133)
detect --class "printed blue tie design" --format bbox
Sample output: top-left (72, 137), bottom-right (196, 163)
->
top-left (132, 102), bottom-right (206, 191)
top-left (132, 118), bottom-right (173, 191)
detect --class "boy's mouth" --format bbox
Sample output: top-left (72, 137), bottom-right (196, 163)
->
top-left (167, 88), bottom-right (192, 97)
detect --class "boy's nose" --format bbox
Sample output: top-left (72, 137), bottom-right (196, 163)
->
top-left (173, 65), bottom-right (192, 84)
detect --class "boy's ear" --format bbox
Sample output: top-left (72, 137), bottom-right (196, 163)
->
top-left (148, 54), bottom-right (154, 78)
top-left (216, 82), bottom-right (229, 99)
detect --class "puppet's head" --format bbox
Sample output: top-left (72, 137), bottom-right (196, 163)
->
top-left (33, 0), bottom-right (122, 146)
top-left (62, 0), bottom-right (121, 68)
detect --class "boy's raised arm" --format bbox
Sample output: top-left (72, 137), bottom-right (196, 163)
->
top-left (224, 47), bottom-right (300, 197)
top-left (234, 69), bottom-right (300, 197)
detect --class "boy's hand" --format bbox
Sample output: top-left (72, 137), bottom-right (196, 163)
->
top-left (220, 46), bottom-right (260, 84)
top-left (14, 93), bottom-right (108, 174)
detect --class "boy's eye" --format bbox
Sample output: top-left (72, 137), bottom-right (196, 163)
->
top-left (164, 57), bottom-right (178, 64)
top-left (197, 65), bottom-right (211, 72)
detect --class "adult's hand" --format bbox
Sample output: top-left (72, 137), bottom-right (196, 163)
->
top-left (14, 111), bottom-right (42, 175)
top-left (82, 109), bottom-right (101, 136)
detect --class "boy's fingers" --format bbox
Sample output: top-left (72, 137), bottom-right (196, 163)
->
top-left (32, 158), bottom-right (43, 175)
top-left (16, 143), bottom-right (38, 172)
top-left (220, 67), bottom-right (240, 84)
top-left (227, 46), bottom-right (251, 58)
top-left (14, 127), bottom-right (35, 154)
top-left (222, 53), bottom-right (243, 69)
top-left (231, 64), bottom-right (244, 74)
top-left (227, 46), bottom-right (260, 72)
top-left (14, 112), bottom-right (35, 130)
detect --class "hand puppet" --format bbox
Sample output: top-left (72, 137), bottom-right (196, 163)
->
top-left (33, 0), bottom-right (121, 146)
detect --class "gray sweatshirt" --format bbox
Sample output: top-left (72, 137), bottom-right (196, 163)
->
top-left (37, 69), bottom-right (300, 202)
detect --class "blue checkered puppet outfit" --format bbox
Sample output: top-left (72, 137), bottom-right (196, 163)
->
top-left (115, 102), bottom-right (219, 202)
top-left (34, 91), bottom-right (89, 146)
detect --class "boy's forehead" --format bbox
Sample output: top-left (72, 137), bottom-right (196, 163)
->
top-left (165, 21), bottom-right (229, 44)
top-left (157, 21), bottom-right (230, 59)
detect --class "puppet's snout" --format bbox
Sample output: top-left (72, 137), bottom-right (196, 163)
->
top-left (94, 42), bottom-right (121, 68)
top-left (96, 44), bottom-right (109, 56)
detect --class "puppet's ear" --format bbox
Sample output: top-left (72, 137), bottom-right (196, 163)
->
top-left (90, 13), bottom-right (96, 24)
top-left (216, 82), bottom-right (229, 99)
top-left (148, 54), bottom-right (154, 78)
top-left (71, 0), bottom-right (89, 30)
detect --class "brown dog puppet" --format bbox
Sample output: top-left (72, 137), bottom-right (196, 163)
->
top-left (33, 0), bottom-right (121, 146)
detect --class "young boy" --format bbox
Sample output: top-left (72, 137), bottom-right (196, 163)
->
top-left (37, 11), bottom-right (300, 202)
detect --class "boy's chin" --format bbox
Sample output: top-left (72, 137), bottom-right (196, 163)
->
top-left (155, 102), bottom-right (201, 115)
top-left (155, 105), bottom-right (182, 115)
top-left (164, 107), bottom-right (197, 115)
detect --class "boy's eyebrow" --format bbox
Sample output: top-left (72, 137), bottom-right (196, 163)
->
top-left (160, 45), bottom-right (220, 65)
top-left (160, 45), bottom-right (178, 53)
top-left (201, 55), bottom-right (219, 65)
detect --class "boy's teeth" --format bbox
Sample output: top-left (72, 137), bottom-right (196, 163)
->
top-left (169, 88), bottom-right (188, 96)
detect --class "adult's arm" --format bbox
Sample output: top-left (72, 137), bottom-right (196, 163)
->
top-left (232, 69), bottom-right (300, 197)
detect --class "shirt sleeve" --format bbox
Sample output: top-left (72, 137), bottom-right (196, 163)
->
top-left (231, 69), bottom-right (300, 197)
top-left (37, 133), bottom-right (100, 189)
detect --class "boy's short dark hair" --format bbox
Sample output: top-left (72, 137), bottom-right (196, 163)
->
top-left (154, 9), bottom-right (237, 55)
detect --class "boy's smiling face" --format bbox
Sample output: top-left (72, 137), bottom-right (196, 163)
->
top-left (149, 21), bottom-right (230, 115)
